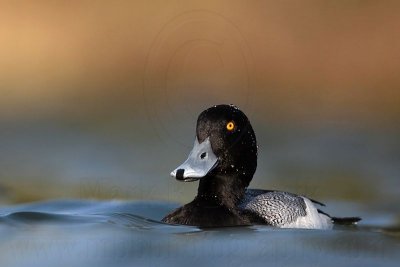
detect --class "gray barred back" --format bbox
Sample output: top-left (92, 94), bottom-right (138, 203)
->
top-left (239, 189), bottom-right (308, 226)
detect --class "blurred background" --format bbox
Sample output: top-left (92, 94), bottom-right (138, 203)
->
top-left (0, 1), bottom-right (399, 216)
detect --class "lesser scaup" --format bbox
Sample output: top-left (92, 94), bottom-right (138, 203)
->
top-left (162, 104), bottom-right (361, 229)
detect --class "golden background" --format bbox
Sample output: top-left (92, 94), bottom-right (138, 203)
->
top-left (0, 1), bottom-right (399, 207)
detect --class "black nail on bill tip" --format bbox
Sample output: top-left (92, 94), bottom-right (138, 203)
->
top-left (176, 169), bottom-right (185, 180)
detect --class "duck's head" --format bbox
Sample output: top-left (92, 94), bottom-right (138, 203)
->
top-left (171, 104), bottom-right (257, 187)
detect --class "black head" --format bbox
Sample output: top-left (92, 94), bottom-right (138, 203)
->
top-left (171, 104), bottom-right (258, 187)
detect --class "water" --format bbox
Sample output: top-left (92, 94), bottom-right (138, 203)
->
top-left (0, 199), bottom-right (399, 267)
top-left (0, 110), bottom-right (399, 266)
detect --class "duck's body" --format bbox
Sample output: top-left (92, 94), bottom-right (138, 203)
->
top-left (162, 104), bottom-right (360, 229)
top-left (163, 187), bottom-right (333, 229)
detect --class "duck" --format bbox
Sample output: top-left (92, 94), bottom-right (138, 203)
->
top-left (162, 104), bottom-right (361, 229)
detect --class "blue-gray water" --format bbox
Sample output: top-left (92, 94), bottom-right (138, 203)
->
top-left (0, 199), bottom-right (399, 267)
top-left (0, 118), bottom-right (399, 266)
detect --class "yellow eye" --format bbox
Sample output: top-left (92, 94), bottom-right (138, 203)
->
top-left (226, 121), bottom-right (235, 131)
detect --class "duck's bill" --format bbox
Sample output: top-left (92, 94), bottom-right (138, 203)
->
top-left (170, 137), bottom-right (218, 182)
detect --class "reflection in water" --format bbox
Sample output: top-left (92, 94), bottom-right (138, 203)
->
top-left (0, 200), bottom-right (399, 267)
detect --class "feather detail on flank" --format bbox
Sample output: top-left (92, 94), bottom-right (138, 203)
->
top-left (239, 190), bottom-right (332, 229)
top-left (281, 198), bottom-right (332, 229)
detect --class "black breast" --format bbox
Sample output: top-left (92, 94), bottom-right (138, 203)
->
top-left (162, 200), bottom-right (251, 227)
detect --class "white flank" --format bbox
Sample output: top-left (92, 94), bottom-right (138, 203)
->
top-left (281, 197), bottom-right (333, 230)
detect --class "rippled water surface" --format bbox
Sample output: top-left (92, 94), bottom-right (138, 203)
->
top-left (1, 109), bottom-right (399, 267)
top-left (0, 199), bottom-right (399, 267)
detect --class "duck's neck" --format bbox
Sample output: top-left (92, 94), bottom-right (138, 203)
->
top-left (196, 175), bottom-right (246, 209)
